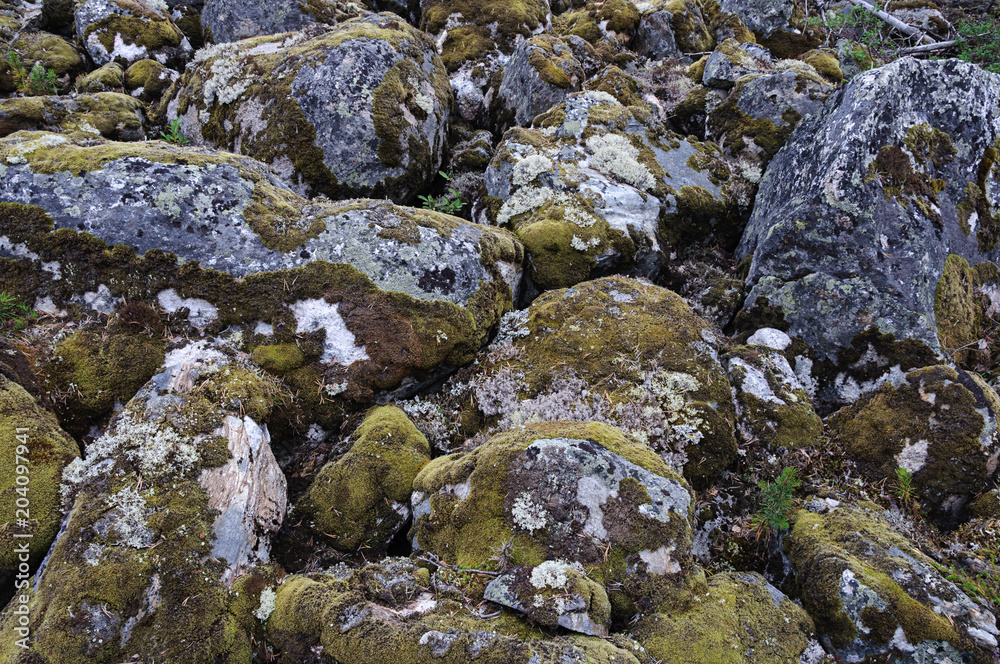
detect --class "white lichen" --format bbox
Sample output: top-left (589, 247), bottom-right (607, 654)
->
top-left (585, 134), bottom-right (655, 191)
top-left (512, 154), bottom-right (554, 187)
top-left (255, 587), bottom-right (277, 621)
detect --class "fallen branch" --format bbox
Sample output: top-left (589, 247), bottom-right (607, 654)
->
top-left (848, 0), bottom-right (934, 44)
top-left (415, 555), bottom-right (501, 577)
top-left (899, 39), bottom-right (957, 54)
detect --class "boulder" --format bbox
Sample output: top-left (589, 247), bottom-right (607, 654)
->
top-left (0, 341), bottom-right (286, 663)
top-left (0, 93), bottom-right (146, 141)
top-left (165, 13), bottom-right (452, 202)
top-left (74, 0), bottom-right (192, 68)
top-left (297, 406), bottom-right (431, 553)
top-left (410, 420), bottom-right (705, 618)
top-left (123, 59), bottom-right (179, 104)
top-left (702, 39), bottom-right (774, 89)
top-left (736, 58), bottom-right (1000, 410)
top-left (265, 557), bottom-right (646, 663)
top-left (483, 91), bottom-right (747, 290)
top-left (828, 365), bottom-right (1000, 526)
top-left (495, 35), bottom-right (585, 128)
top-left (786, 500), bottom-right (999, 663)
top-left (200, 0), bottom-right (362, 44)
top-left (631, 572), bottom-right (817, 663)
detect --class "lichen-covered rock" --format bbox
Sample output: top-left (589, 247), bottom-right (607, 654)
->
top-left (484, 561), bottom-right (611, 636)
top-left (0, 135), bottom-right (522, 421)
top-left (412, 276), bottom-right (736, 483)
top-left (724, 343), bottom-right (823, 451)
top-left (75, 0), bottom-right (192, 68)
top-left (495, 35), bottom-right (585, 128)
top-left (297, 405), bottom-right (430, 553)
top-left (419, 0), bottom-right (550, 123)
top-left (720, 0), bottom-right (797, 39)
top-left (0, 373), bottom-right (80, 583)
top-left (631, 572), bottom-right (816, 663)
top-left (736, 58), bottom-right (1000, 410)
top-left (706, 64), bottom-right (831, 167)
top-left (633, 6), bottom-right (685, 61)
top-left (552, 0), bottom-right (641, 46)
top-left (75, 61), bottom-right (125, 92)
top-left (702, 39), bottom-right (774, 89)
top-left (265, 557), bottom-right (645, 663)
top-left (410, 421), bottom-right (705, 618)
top-left (786, 500), bottom-right (999, 663)
top-left (828, 365), bottom-right (1000, 526)
top-left (0, 93), bottom-right (146, 141)
top-left (0, 341), bottom-right (286, 663)
top-left (165, 14), bottom-right (452, 202)
top-left (200, 0), bottom-right (365, 44)
top-left (483, 91), bottom-right (747, 290)
top-left (123, 58), bottom-right (179, 104)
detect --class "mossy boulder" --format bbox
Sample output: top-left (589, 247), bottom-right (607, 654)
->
top-left (495, 35), bottom-right (585, 129)
top-left (265, 557), bottom-right (646, 663)
top-left (736, 58), bottom-right (1000, 411)
top-left (419, 0), bottom-right (550, 123)
top-left (799, 48), bottom-right (842, 82)
top-left (415, 276), bottom-right (737, 484)
top-left (631, 572), bottom-right (816, 663)
top-left (484, 91), bottom-right (749, 288)
top-left (934, 254), bottom-right (1000, 368)
top-left (0, 138), bottom-right (522, 422)
top-left (724, 344), bottom-right (823, 451)
top-left (5, 31), bottom-right (84, 92)
top-left (200, 0), bottom-right (364, 44)
top-left (123, 58), bottom-right (179, 104)
top-left (633, 6), bottom-right (685, 60)
top-left (720, 0), bottom-right (797, 39)
top-left (75, 0), bottom-right (192, 68)
top-left (552, 0), bottom-right (641, 46)
top-left (35, 318), bottom-right (166, 437)
top-left (0, 93), bottom-right (146, 141)
top-left (297, 405), bottom-right (431, 553)
top-left (410, 421), bottom-right (704, 619)
top-left (0, 341), bottom-right (287, 664)
top-left (828, 365), bottom-right (1000, 526)
top-left (0, 375), bottom-right (80, 581)
top-left (701, 39), bottom-right (774, 89)
top-left (164, 13), bottom-right (452, 203)
top-left (75, 61), bottom-right (125, 92)
top-left (785, 500), bottom-right (999, 663)
top-left (483, 561), bottom-right (611, 636)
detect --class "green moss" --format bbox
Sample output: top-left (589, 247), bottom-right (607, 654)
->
top-left (299, 406), bottom-right (430, 552)
top-left (666, 0), bottom-right (716, 53)
top-left (83, 12), bottom-right (183, 60)
top-left (660, 184), bottom-right (732, 249)
top-left (799, 48), bottom-right (842, 82)
top-left (75, 61), bottom-right (124, 92)
top-left (0, 377), bottom-right (80, 572)
top-left (11, 31), bottom-right (83, 78)
top-left (422, 0), bottom-right (547, 72)
top-left (526, 37), bottom-right (576, 89)
top-left (633, 572), bottom-right (814, 664)
top-left (251, 343), bottom-right (306, 374)
top-left (583, 66), bottom-right (642, 106)
top-left (934, 254), bottom-right (1000, 365)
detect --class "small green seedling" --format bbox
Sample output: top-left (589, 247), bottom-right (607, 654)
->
top-left (748, 467), bottom-right (801, 540)
top-left (892, 467), bottom-right (916, 506)
top-left (159, 118), bottom-right (190, 144)
top-left (0, 292), bottom-right (38, 334)
top-left (7, 51), bottom-right (59, 96)
top-left (418, 171), bottom-right (464, 215)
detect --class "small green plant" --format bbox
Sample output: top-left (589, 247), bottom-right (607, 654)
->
top-left (417, 171), bottom-right (464, 215)
top-left (159, 118), bottom-right (190, 145)
top-left (748, 467), bottom-right (801, 539)
top-left (892, 467), bottom-right (916, 506)
top-left (0, 292), bottom-right (38, 334)
top-left (6, 51), bottom-right (59, 96)
top-left (955, 18), bottom-right (1000, 74)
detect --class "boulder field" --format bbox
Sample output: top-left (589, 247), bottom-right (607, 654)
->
top-left (1, 0), bottom-right (1000, 662)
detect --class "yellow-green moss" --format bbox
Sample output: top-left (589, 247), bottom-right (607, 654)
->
top-left (251, 343), bottom-right (306, 374)
top-left (75, 61), bottom-right (124, 92)
top-left (799, 48), bottom-right (842, 82)
top-left (299, 406), bottom-right (430, 552)
top-left (0, 378), bottom-right (80, 572)
top-left (934, 254), bottom-right (1000, 365)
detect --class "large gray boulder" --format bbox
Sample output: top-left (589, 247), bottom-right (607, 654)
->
top-left (74, 0), bottom-right (192, 67)
top-left (0, 132), bottom-right (523, 422)
top-left (200, 0), bottom-right (366, 44)
top-left (164, 13), bottom-right (452, 203)
top-left (736, 58), bottom-right (1000, 409)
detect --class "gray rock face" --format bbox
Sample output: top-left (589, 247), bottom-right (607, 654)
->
top-left (75, 0), bottom-right (192, 67)
top-left (634, 9), bottom-right (684, 61)
top-left (484, 561), bottom-right (610, 636)
top-left (720, 0), bottom-right (796, 38)
top-left (201, 0), bottom-right (344, 43)
top-left (702, 40), bottom-right (774, 89)
top-left (496, 35), bottom-right (584, 127)
top-left (166, 14), bottom-right (452, 203)
top-left (736, 58), bottom-right (1000, 408)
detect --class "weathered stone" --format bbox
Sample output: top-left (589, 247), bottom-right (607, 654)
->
top-left (200, 0), bottom-right (364, 44)
top-left (736, 58), bottom-right (1000, 409)
top-left (75, 0), bottom-right (192, 68)
top-left (0, 93), bottom-right (146, 141)
top-left (496, 35), bottom-right (585, 128)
